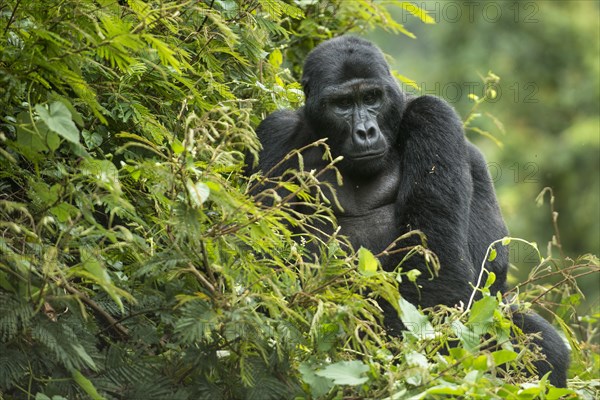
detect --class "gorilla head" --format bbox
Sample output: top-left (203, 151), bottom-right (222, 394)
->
top-left (301, 36), bottom-right (406, 176)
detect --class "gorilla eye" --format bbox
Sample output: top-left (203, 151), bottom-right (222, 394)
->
top-left (333, 97), bottom-right (353, 109)
top-left (363, 90), bottom-right (381, 105)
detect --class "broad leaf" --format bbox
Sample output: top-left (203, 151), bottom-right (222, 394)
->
top-left (35, 102), bottom-right (80, 143)
top-left (467, 296), bottom-right (498, 336)
top-left (358, 246), bottom-right (379, 276)
top-left (186, 179), bottom-right (210, 207)
top-left (398, 297), bottom-right (435, 339)
top-left (299, 363), bottom-right (334, 398)
top-left (314, 360), bottom-right (370, 386)
top-left (452, 320), bottom-right (478, 352)
top-left (491, 349), bottom-right (517, 366)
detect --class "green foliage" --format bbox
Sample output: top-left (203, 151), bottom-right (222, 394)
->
top-left (0, 1), bottom-right (598, 399)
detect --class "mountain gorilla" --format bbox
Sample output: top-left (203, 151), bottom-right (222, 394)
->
top-left (251, 36), bottom-right (569, 387)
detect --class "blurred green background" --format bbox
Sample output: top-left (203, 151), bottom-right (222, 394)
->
top-left (367, 1), bottom-right (599, 310)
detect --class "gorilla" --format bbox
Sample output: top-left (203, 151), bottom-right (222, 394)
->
top-left (250, 36), bottom-right (569, 387)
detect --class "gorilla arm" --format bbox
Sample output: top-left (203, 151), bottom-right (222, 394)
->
top-left (394, 95), bottom-right (476, 309)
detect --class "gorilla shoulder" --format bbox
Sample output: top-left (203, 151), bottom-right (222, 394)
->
top-left (404, 95), bottom-right (464, 137)
top-left (255, 109), bottom-right (309, 173)
top-left (256, 109), bottom-right (305, 145)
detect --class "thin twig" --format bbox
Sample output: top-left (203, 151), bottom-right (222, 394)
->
top-left (3, 0), bottom-right (21, 35)
top-left (61, 282), bottom-right (129, 338)
top-left (529, 270), bottom-right (598, 305)
top-left (198, 0), bottom-right (215, 32)
top-left (186, 262), bottom-right (217, 297)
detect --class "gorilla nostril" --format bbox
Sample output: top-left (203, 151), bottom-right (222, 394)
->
top-left (366, 126), bottom-right (377, 139)
top-left (356, 128), bottom-right (367, 140)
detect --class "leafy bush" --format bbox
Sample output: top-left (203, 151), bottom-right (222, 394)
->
top-left (0, 1), bottom-right (598, 399)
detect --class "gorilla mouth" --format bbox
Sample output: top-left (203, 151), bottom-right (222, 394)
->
top-left (349, 150), bottom-right (386, 161)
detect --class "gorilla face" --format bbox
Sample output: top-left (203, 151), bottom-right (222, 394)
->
top-left (321, 80), bottom-right (389, 173)
top-left (301, 37), bottom-right (404, 176)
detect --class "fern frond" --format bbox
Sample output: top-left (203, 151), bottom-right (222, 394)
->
top-left (0, 347), bottom-right (29, 389)
top-left (0, 294), bottom-right (34, 342)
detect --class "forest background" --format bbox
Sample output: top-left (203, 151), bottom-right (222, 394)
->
top-left (0, 1), bottom-right (598, 399)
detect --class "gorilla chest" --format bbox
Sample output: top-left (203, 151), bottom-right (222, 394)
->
top-left (337, 204), bottom-right (398, 254)
top-left (332, 162), bottom-right (401, 253)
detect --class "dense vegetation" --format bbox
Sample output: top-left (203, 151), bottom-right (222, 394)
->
top-left (0, 1), bottom-right (597, 399)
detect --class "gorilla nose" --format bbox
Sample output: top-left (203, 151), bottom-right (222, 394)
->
top-left (354, 124), bottom-right (379, 145)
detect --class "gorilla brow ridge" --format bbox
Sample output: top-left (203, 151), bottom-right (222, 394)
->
top-left (320, 79), bottom-right (386, 99)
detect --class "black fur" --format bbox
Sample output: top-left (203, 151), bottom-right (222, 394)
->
top-left (250, 36), bottom-right (569, 387)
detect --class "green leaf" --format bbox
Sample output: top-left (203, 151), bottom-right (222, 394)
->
top-left (546, 387), bottom-right (576, 400)
top-left (280, 181), bottom-right (301, 194)
top-left (47, 131), bottom-right (60, 150)
top-left (143, 34), bottom-right (184, 72)
top-left (186, 179), bottom-right (210, 207)
top-left (518, 386), bottom-right (542, 397)
top-left (299, 363), bottom-right (334, 398)
top-left (68, 141), bottom-right (91, 158)
top-left (467, 296), bottom-right (498, 336)
top-left (317, 323), bottom-right (338, 352)
top-left (16, 128), bottom-right (45, 152)
top-left (472, 354), bottom-right (489, 371)
top-left (491, 349), bottom-right (517, 366)
top-left (425, 385), bottom-right (464, 395)
top-left (488, 247), bottom-right (497, 261)
top-left (357, 246), bottom-right (379, 276)
top-left (393, 70), bottom-right (420, 90)
top-left (171, 139), bottom-right (185, 154)
top-left (398, 297), bottom-right (435, 339)
top-left (29, 181), bottom-right (60, 207)
top-left (71, 369), bottom-right (105, 400)
top-left (484, 271), bottom-right (496, 288)
top-left (35, 102), bottom-right (80, 143)
top-left (70, 249), bottom-right (133, 311)
top-left (49, 94), bottom-right (85, 127)
top-left (501, 237), bottom-right (511, 246)
top-left (49, 203), bottom-right (79, 222)
top-left (259, 0), bottom-right (304, 19)
top-left (406, 268), bottom-right (421, 282)
top-left (72, 343), bottom-right (97, 371)
top-left (405, 351), bottom-right (428, 368)
top-left (82, 130), bottom-right (103, 149)
top-left (314, 360), bottom-right (369, 386)
top-left (16, 111), bottom-right (52, 153)
top-left (452, 320), bottom-right (478, 352)
top-left (269, 48), bottom-right (283, 68)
